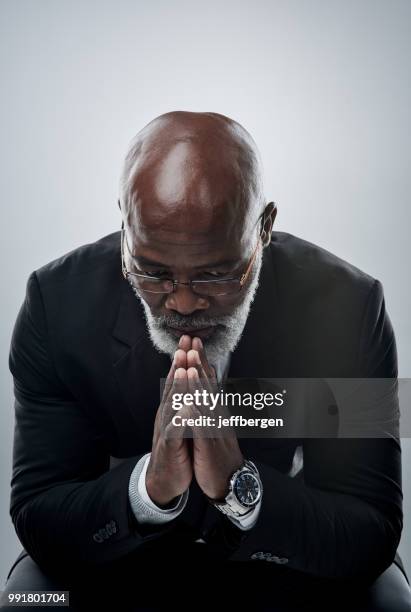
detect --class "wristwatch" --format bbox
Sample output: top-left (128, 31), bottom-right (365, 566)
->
top-left (211, 459), bottom-right (263, 519)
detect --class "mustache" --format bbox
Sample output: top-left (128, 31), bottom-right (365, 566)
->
top-left (149, 312), bottom-right (234, 330)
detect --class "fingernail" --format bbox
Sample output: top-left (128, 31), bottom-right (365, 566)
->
top-left (188, 349), bottom-right (200, 363)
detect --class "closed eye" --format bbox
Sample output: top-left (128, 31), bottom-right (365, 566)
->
top-left (143, 270), bottom-right (169, 278)
top-left (130, 265), bottom-right (169, 278)
top-left (201, 271), bottom-right (232, 279)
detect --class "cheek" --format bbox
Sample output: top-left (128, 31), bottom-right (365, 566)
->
top-left (137, 292), bottom-right (165, 312)
top-left (211, 294), bottom-right (244, 313)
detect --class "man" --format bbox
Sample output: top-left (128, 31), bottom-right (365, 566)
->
top-left (4, 111), bottom-right (410, 611)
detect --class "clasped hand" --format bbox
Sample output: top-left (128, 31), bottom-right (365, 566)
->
top-left (146, 334), bottom-right (243, 507)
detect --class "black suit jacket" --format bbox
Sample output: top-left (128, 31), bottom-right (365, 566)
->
top-left (8, 230), bottom-right (403, 591)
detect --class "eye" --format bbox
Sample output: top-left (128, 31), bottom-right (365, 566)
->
top-left (131, 263), bottom-right (169, 277)
top-left (203, 265), bottom-right (239, 279)
top-left (201, 270), bottom-right (229, 279)
top-left (142, 269), bottom-right (169, 278)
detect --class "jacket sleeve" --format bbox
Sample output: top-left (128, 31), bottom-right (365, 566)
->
top-left (207, 279), bottom-right (403, 584)
top-left (8, 271), bottom-right (182, 578)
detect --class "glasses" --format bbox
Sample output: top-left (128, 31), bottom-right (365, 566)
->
top-left (120, 219), bottom-right (263, 297)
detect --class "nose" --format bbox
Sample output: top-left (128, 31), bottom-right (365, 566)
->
top-left (164, 283), bottom-right (210, 315)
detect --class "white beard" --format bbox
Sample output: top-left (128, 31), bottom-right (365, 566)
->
top-left (129, 245), bottom-right (263, 369)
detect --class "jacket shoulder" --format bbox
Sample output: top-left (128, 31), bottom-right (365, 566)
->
top-left (34, 231), bottom-right (121, 287)
top-left (269, 231), bottom-right (377, 296)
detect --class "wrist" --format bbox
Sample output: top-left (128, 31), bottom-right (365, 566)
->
top-left (145, 475), bottom-right (179, 508)
top-left (209, 459), bottom-right (263, 519)
top-left (206, 460), bottom-right (245, 501)
top-left (129, 455), bottom-right (189, 525)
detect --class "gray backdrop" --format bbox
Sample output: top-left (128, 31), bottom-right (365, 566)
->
top-left (1, 0), bottom-right (410, 586)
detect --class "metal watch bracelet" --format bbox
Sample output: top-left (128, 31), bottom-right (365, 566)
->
top-left (210, 459), bottom-right (262, 518)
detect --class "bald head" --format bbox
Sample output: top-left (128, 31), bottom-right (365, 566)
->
top-left (118, 112), bottom-right (277, 355)
top-left (119, 111), bottom-right (266, 242)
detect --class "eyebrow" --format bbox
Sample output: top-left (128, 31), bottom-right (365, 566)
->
top-left (130, 254), bottom-right (239, 269)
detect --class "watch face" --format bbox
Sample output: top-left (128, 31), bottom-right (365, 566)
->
top-left (233, 472), bottom-right (260, 507)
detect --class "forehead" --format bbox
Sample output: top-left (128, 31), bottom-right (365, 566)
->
top-left (123, 136), bottom-right (257, 261)
top-left (126, 213), bottom-right (249, 268)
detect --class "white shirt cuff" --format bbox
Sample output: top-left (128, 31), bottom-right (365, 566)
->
top-left (128, 453), bottom-right (189, 524)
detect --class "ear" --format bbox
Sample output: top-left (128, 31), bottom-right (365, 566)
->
top-left (260, 202), bottom-right (277, 247)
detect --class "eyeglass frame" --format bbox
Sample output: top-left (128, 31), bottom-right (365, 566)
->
top-left (120, 211), bottom-right (265, 296)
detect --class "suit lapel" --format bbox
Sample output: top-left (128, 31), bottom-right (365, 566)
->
top-left (111, 281), bottom-right (171, 449)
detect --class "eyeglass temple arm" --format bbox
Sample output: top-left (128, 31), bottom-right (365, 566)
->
top-left (239, 237), bottom-right (261, 286)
